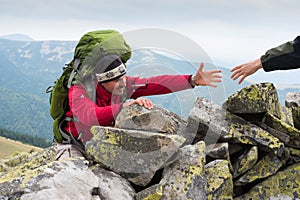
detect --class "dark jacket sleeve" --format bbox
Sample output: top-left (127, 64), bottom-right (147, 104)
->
top-left (260, 36), bottom-right (300, 72)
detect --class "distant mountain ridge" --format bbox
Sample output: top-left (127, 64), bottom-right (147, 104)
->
top-left (0, 38), bottom-right (295, 140)
top-left (0, 33), bottom-right (35, 41)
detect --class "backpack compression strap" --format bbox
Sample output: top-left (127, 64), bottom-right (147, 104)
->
top-left (67, 58), bottom-right (81, 88)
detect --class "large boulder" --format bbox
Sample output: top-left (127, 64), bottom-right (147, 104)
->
top-left (0, 153), bottom-right (135, 200)
top-left (186, 97), bottom-right (285, 156)
top-left (85, 126), bottom-right (185, 186)
top-left (86, 126), bottom-right (185, 174)
top-left (223, 82), bottom-right (281, 119)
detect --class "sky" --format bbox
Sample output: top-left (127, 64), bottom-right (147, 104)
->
top-left (1, 0), bottom-right (300, 85)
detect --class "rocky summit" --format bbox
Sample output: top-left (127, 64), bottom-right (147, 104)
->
top-left (1, 82), bottom-right (300, 200)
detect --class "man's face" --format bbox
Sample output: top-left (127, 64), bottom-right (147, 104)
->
top-left (101, 76), bottom-right (126, 96)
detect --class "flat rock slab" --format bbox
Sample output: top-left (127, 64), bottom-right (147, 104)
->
top-left (86, 126), bottom-right (186, 174)
top-left (115, 104), bottom-right (187, 134)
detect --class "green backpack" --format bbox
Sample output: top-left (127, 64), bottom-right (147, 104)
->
top-left (46, 30), bottom-right (131, 143)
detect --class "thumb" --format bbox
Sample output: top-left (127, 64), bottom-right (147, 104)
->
top-left (197, 62), bottom-right (204, 74)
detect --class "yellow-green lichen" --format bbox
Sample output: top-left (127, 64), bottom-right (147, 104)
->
top-left (228, 123), bottom-right (284, 155)
top-left (206, 160), bottom-right (233, 200)
top-left (235, 153), bottom-right (284, 186)
top-left (245, 85), bottom-right (263, 101)
top-left (135, 184), bottom-right (163, 200)
top-left (183, 142), bottom-right (206, 192)
top-left (236, 162), bottom-right (300, 199)
top-left (288, 147), bottom-right (300, 157)
top-left (263, 112), bottom-right (300, 147)
top-left (142, 185), bottom-right (163, 200)
top-left (233, 146), bottom-right (258, 178)
top-left (0, 148), bottom-right (56, 187)
top-left (280, 106), bottom-right (294, 127)
top-left (0, 151), bottom-right (32, 172)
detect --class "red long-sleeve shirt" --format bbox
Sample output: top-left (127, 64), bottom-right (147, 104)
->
top-left (64, 74), bottom-right (193, 142)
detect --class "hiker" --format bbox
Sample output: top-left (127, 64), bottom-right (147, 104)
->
top-left (56, 54), bottom-right (222, 159)
top-left (66, 54), bottom-right (222, 141)
top-left (51, 30), bottom-right (222, 160)
top-left (231, 36), bottom-right (300, 84)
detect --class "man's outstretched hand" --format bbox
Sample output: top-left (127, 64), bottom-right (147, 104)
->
top-left (193, 62), bottom-right (222, 87)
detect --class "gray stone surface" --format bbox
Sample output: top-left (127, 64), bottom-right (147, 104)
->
top-left (160, 141), bottom-right (207, 200)
top-left (115, 104), bottom-right (187, 135)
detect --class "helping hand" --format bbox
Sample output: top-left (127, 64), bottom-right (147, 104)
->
top-left (230, 58), bottom-right (263, 84)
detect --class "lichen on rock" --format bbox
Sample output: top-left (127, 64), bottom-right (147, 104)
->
top-left (205, 159), bottom-right (233, 200)
top-left (235, 162), bottom-right (300, 199)
top-left (223, 82), bottom-right (281, 119)
top-left (232, 146), bottom-right (258, 178)
top-left (160, 141), bottom-right (207, 199)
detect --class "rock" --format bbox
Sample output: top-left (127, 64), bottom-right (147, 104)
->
top-left (232, 146), bottom-right (258, 178)
top-left (0, 147), bottom-right (56, 173)
top-left (286, 147), bottom-right (300, 163)
top-left (254, 122), bottom-right (290, 144)
top-left (291, 107), bottom-right (300, 130)
top-left (0, 158), bottom-right (93, 199)
top-left (115, 104), bottom-right (187, 135)
top-left (206, 143), bottom-right (229, 160)
top-left (285, 92), bottom-right (300, 130)
top-left (90, 165), bottom-right (136, 200)
top-left (285, 92), bottom-right (300, 107)
top-left (205, 159), bottom-right (233, 199)
top-left (0, 147), bottom-right (56, 186)
top-left (206, 143), bottom-right (233, 172)
top-left (160, 141), bottom-right (206, 199)
top-left (234, 151), bottom-right (288, 186)
top-left (228, 120), bottom-right (284, 156)
top-left (135, 184), bottom-right (163, 200)
top-left (187, 97), bottom-right (285, 156)
top-left (235, 162), bottom-right (300, 199)
top-left (263, 112), bottom-right (300, 148)
top-left (0, 156), bottom-right (135, 200)
top-left (186, 96), bottom-right (227, 145)
top-left (223, 82), bottom-right (281, 119)
top-left (279, 106), bottom-right (294, 127)
top-left (0, 151), bottom-right (36, 173)
top-left (85, 126), bottom-right (185, 186)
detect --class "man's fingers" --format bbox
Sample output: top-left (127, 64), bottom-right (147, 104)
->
top-left (138, 98), bottom-right (153, 109)
top-left (238, 75), bottom-right (246, 84)
top-left (231, 70), bottom-right (243, 80)
top-left (231, 65), bottom-right (242, 72)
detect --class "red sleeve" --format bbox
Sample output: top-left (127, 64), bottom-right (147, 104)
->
top-left (127, 75), bottom-right (192, 99)
top-left (69, 84), bottom-right (121, 126)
